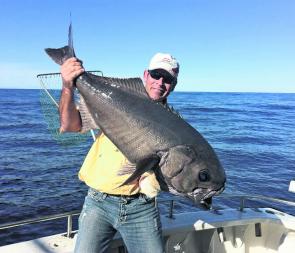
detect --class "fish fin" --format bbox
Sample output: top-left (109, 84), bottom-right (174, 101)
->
top-left (78, 95), bottom-right (100, 133)
top-left (119, 155), bottom-right (160, 186)
top-left (117, 161), bottom-right (136, 176)
top-left (68, 22), bottom-right (75, 57)
top-left (161, 103), bottom-right (183, 118)
top-left (45, 46), bottom-right (73, 65)
top-left (108, 77), bottom-right (148, 99)
top-left (86, 73), bottom-right (149, 99)
top-left (45, 24), bottom-right (75, 65)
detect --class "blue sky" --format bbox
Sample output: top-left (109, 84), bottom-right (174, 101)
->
top-left (1, 0), bottom-right (295, 92)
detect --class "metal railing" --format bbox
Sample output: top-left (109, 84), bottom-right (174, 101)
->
top-left (0, 210), bottom-right (80, 238)
top-left (220, 193), bottom-right (295, 211)
top-left (1, 194), bottom-right (294, 238)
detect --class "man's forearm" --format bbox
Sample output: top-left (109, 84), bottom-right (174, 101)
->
top-left (59, 87), bottom-right (82, 132)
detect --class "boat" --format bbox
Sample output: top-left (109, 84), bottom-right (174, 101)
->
top-left (1, 181), bottom-right (294, 253)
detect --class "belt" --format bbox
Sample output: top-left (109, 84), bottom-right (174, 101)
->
top-left (108, 192), bottom-right (142, 198)
top-left (88, 187), bottom-right (142, 199)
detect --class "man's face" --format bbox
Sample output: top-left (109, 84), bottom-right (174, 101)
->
top-left (144, 69), bottom-right (177, 101)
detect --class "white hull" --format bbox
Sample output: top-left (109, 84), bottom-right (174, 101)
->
top-left (1, 206), bottom-right (295, 253)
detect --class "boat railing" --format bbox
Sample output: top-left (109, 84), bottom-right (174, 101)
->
top-left (220, 193), bottom-right (295, 211)
top-left (0, 210), bottom-right (80, 238)
top-left (1, 194), bottom-right (295, 238)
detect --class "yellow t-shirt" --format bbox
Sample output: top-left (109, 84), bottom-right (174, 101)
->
top-left (78, 133), bottom-right (160, 196)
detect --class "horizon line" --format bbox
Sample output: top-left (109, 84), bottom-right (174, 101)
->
top-left (0, 87), bottom-right (294, 94)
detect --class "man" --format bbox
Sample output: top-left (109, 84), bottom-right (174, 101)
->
top-left (59, 53), bottom-right (179, 253)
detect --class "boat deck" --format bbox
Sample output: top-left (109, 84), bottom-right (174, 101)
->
top-left (1, 207), bottom-right (295, 253)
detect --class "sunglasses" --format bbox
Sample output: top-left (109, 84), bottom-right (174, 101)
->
top-left (148, 70), bottom-right (176, 85)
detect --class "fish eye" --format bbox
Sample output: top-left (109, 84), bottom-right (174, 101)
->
top-left (199, 170), bottom-right (210, 182)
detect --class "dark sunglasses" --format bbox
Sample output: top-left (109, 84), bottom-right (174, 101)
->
top-left (148, 70), bottom-right (177, 85)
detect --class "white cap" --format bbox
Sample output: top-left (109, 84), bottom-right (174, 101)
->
top-left (148, 53), bottom-right (179, 78)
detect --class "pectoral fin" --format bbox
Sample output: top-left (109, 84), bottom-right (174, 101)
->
top-left (120, 155), bottom-right (160, 186)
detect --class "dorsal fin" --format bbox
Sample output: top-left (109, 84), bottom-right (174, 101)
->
top-left (86, 73), bottom-right (149, 99)
top-left (162, 103), bottom-right (183, 118)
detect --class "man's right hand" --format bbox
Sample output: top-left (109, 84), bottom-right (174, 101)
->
top-left (61, 57), bottom-right (85, 89)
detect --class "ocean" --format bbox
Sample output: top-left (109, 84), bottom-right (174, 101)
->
top-left (0, 89), bottom-right (294, 246)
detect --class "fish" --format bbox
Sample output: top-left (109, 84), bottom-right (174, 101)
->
top-left (44, 26), bottom-right (226, 208)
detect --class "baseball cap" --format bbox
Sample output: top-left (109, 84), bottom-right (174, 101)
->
top-left (148, 53), bottom-right (179, 78)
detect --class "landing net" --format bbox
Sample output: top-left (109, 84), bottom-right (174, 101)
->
top-left (37, 71), bottom-right (103, 146)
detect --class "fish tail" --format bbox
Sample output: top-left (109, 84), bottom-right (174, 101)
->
top-left (68, 22), bottom-right (75, 57)
top-left (45, 23), bottom-right (75, 65)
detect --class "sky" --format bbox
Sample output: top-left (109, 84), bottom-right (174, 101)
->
top-left (1, 0), bottom-right (295, 92)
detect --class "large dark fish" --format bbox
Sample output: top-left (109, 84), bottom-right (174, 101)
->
top-left (45, 26), bottom-right (226, 208)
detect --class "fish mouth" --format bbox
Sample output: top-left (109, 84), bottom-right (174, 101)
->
top-left (188, 186), bottom-right (225, 209)
top-left (153, 87), bottom-right (164, 92)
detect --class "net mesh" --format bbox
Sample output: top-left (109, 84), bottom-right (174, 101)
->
top-left (38, 71), bottom-right (103, 146)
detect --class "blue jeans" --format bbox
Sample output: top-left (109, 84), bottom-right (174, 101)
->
top-left (74, 188), bottom-right (164, 253)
